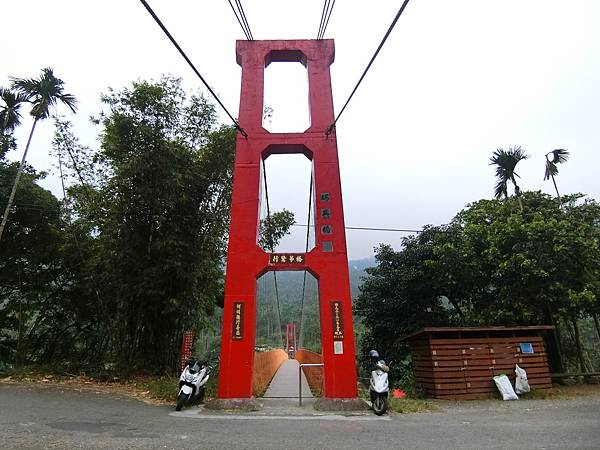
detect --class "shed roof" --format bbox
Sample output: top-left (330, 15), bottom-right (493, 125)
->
top-left (398, 326), bottom-right (555, 342)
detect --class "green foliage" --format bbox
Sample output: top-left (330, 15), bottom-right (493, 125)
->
top-left (145, 375), bottom-right (179, 401)
top-left (258, 209), bottom-right (295, 251)
top-left (544, 149), bottom-right (570, 181)
top-left (388, 397), bottom-right (437, 414)
top-left (356, 190), bottom-right (600, 374)
top-left (0, 76), bottom-right (238, 374)
top-left (11, 67), bottom-right (77, 119)
top-left (490, 146), bottom-right (528, 202)
top-left (0, 156), bottom-right (62, 364)
top-left (0, 88), bottom-right (28, 156)
top-left (63, 77), bottom-right (236, 372)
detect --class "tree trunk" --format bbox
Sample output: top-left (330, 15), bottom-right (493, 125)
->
top-left (593, 314), bottom-right (600, 343)
top-left (564, 316), bottom-right (575, 342)
top-left (449, 298), bottom-right (465, 320)
top-left (545, 306), bottom-right (564, 373)
top-left (550, 174), bottom-right (562, 207)
top-left (16, 296), bottom-right (23, 368)
top-left (571, 315), bottom-right (588, 373)
top-left (510, 176), bottom-right (524, 211)
top-left (0, 118), bottom-right (38, 241)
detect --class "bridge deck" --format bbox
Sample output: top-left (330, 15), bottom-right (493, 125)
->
top-left (263, 359), bottom-right (313, 398)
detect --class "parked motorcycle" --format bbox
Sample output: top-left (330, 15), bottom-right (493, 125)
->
top-left (176, 358), bottom-right (212, 411)
top-left (369, 350), bottom-right (389, 416)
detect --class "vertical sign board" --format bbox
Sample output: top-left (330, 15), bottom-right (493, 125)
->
top-left (179, 330), bottom-right (195, 372)
top-left (232, 302), bottom-right (244, 340)
top-left (331, 301), bottom-right (344, 355)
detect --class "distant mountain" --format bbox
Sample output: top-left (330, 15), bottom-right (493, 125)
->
top-left (348, 256), bottom-right (377, 298)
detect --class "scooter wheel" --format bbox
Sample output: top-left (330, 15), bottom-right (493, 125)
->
top-left (373, 397), bottom-right (388, 416)
top-left (176, 393), bottom-right (189, 411)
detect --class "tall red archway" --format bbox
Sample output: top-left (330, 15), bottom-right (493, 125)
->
top-left (218, 39), bottom-right (358, 399)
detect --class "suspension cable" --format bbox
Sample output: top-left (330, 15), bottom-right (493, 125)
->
top-left (261, 159), bottom-right (284, 348)
top-left (235, 0), bottom-right (254, 40)
top-left (317, 0), bottom-right (336, 40)
top-left (326, 0), bottom-right (411, 135)
top-left (138, 0), bottom-right (247, 137)
top-left (299, 173), bottom-right (313, 349)
top-left (227, 0), bottom-right (254, 40)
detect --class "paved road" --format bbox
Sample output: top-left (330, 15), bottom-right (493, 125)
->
top-left (1, 383), bottom-right (600, 449)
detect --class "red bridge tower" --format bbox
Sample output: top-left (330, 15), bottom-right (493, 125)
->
top-left (218, 39), bottom-right (358, 399)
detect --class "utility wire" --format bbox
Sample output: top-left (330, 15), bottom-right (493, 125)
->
top-left (326, 0), bottom-right (411, 135)
top-left (10, 202), bottom-right (425, 234)
top-left (292, 223), bottom-right (422, 233)
top-left (317, 0), bottom-right (336, 40)
top-left (138, 0), bottom-right (247, 137)
top-left (227, 0), bottom-right (253, 40)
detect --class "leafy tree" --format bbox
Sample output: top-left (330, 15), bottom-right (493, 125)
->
top-left (355, 237), bottom-right (452, 378)
top-left (490, 146), bottom-right (528, 210)
top-left (61, 77), bottom-right (235, 371)
top-left (544, 149), bottom-right (570, 206)
top-left (0, 68), bottom-right (77, 241)
top-left (258, 209), bottom-right (295, 251)
top-left (356, 191), bottom-right (600, 374)
top-left (0, 88), bottom-right (28, 156)
top-left (0, 151), bottom-right (62, 365)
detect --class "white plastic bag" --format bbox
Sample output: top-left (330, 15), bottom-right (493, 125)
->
top-left (515, 364), bottom-right (531, 394)
top-left (493, 374), bottom-right (519, 400)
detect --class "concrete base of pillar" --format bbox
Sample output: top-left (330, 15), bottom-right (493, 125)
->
top-left (204, 398), bottom-right (262, 412)
top-left (313, 398), bottom-right (369, 412)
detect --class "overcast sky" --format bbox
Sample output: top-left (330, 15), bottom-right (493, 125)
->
top-left (2, 0), bottom-right (599, 260)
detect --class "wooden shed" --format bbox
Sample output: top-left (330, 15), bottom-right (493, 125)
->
top-left (400, 326), bottom-right (554, 400)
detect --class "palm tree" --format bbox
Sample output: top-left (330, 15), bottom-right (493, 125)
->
top-left (490, 146), bottom-right (529, 211)
top-left (0, 87), bottom-right (28, 155)
top-left (544, 149), bottom-right (569, 207)
top-left (0, 68), bottom-right (77, 241)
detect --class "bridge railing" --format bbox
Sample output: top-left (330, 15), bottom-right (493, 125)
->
top-left (252, 348), bottom-right (288, 396)
top-left (296, 349), bottom-right (323, 396)
top-left (299, 363), bottom-right (324, 406)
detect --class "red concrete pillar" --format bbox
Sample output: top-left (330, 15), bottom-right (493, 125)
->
top-left (217, 40), bottom-right (358, 399)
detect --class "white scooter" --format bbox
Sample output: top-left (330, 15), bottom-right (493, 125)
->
top-left (369, 350), bottom-right (390, 416)
top-left (176, 358), bottom-right (211, 411)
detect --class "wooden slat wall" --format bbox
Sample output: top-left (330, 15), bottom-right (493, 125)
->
top-left (411, 336), bottom-right (552, 400)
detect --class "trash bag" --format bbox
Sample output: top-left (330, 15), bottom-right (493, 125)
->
top-left (515, 364), bottom-right (531, 394)
top-left (493, 374), bottom-right (519, 400)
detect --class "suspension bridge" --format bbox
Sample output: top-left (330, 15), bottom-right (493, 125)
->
top-left (138, 0), bottom-right (413, 406)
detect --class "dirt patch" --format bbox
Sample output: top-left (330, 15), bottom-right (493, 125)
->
top-left (0, 373), bottom-right (172, 406)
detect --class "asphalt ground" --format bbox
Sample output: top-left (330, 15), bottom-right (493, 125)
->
top-left (1, 382), bottom-right (599, 449)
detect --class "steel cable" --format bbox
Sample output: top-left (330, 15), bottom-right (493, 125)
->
top-left (317, 0), bottom-right (336, 40)
top-left (326, 0), bottom-right (411, 135)
top-left (138, 0), bottom-right (247, 137)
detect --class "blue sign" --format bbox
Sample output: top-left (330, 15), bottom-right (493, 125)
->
top-left (520, 342), bottom-right (534, 354)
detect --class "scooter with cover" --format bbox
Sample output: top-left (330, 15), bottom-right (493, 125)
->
top-left (368, 350), bottom-right (390, 416)
top-left (176, 358), bottom-right (211, 411)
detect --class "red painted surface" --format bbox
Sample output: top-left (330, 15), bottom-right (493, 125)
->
top-left (217, 40), bottom-right (358, 399)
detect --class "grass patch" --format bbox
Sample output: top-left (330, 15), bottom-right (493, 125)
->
top-left (389, 397), bottom-right (438, 414)
top-left (143, 376), bottom-right (179, 402)
top-left (357, 381), bottom-right (437, 414)
top-left (518, 389), bottom-right (559, 400)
